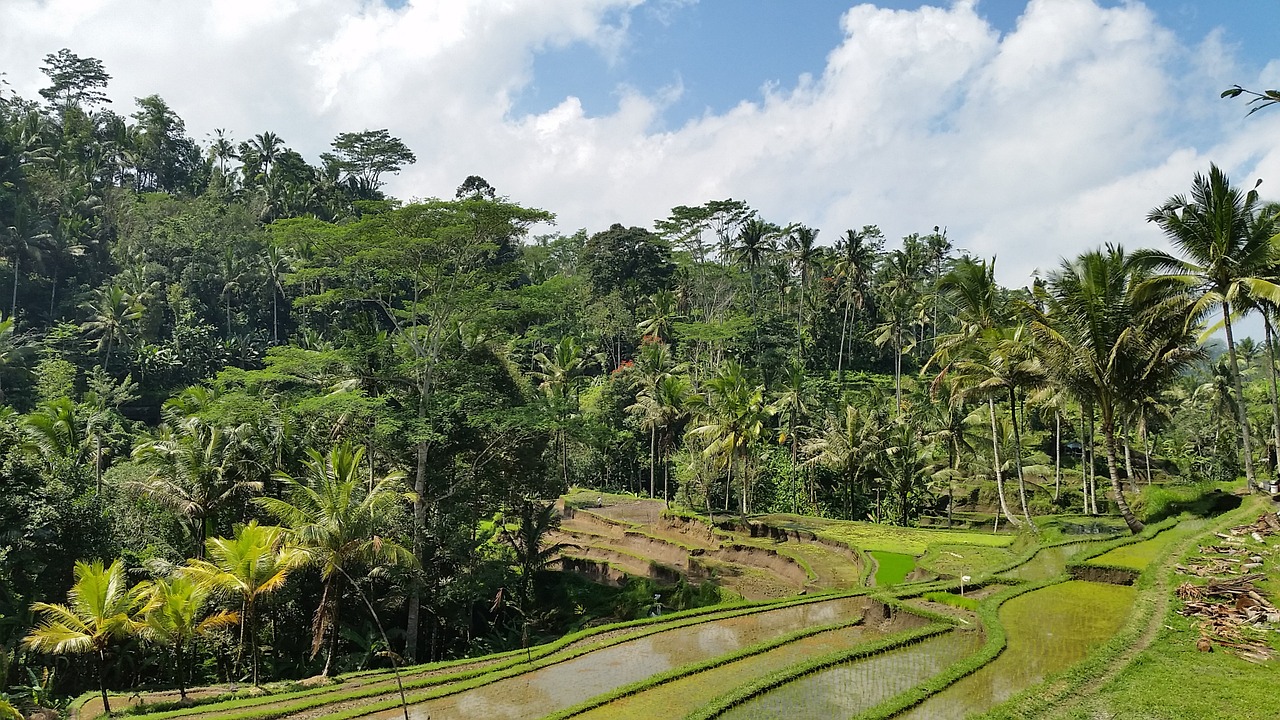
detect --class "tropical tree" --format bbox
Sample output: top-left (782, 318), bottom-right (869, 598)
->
top-left (130, 418), bottom-right (264, 559)
top-left (80, 285), bottom-right (141, 371)
top-left (805, 400), bottom-right (885, 521)
top-left (1027, 246), bottom-right (1200, 533)
top-left (770, 359), bottom-right (815, 513)
top-left (24, 559), bottom-right (145, 716)
top-left (1143, 164), bottom-right (1280, 491)
top-left (257, 444), bottom-right (416, 676)
top-left (138, 575), bottom-right (235, 700)
top-left (182, 521), bottom-right (305, 686)
top-left (688, 360), bottom-right (772, 514)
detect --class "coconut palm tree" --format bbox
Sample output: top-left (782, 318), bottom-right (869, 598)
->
top-left (805, 400), bottom-right (886, 521)
top-left (834, 227), bottom-right (883, 386)
top-left (80, 286), bottom-right (142, 371)
top-left (770, 359), bottom-right (815, 513)
top-left (24, 559), bottom-right (145, 717)
top-left (138, 575), bottom-right (236, 700)
top-left (1143, 164), bottom-right (1280, 491)
top-left (256, 444), bottom-right (416, 676)
top-left (636, 290), bottom-right (681, 343)
top-left (784, 225), bottom-right (819, 352)
top-left (182, 521), bottom-right (305, 686)
top-left (130, 418), bottom-right (263, 558)
top-left (1026, 246), bottom-right (1201, 533)
top-left (948, 326), bottom-right (1044, 528)
top-left (531, 336), bottom-right (587, 487)
top-left (688, 360), bottom-right (772, 514)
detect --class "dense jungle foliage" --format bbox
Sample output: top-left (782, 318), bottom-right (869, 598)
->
top-left (2, 50), bottom-right (1279, 708)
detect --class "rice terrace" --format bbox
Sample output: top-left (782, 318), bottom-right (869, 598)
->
top-left (4, 2), bottom-right (1280, 720)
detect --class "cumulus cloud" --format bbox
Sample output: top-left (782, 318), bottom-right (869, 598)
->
top-left (2, 0), bottom-right (1277, 285)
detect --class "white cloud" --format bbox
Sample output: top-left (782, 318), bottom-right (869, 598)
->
top-left (1, 0), bottom-right (1275, 287)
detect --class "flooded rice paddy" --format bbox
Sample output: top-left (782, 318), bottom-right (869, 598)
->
top-left (897, 580), bottom-right (1136, 720)
top-left (377, 595), bottom-right (870, 720)
top-left (870, 550), bottom-right (916, 586)
top-left (718, 628), bottom-right (985, 720)
top-left (998, 543), bottom-right (1085, 581)
top-left (575, 602), bottom-right (930, 719)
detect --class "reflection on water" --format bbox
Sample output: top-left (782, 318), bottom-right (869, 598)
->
top-left (576, 601), bottom-right (932, 719)
top-left (999, 543), bottom-right (1084, 581)
top-left (720, 629), bottom-right (985, 720)
top-left (383, 596), bottom-right (870, 720)
top-left (898, 581), bottom-right (1135, 720)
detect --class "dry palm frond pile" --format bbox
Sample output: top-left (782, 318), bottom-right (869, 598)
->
top-left (1173, 511), bottom-right (1280, 663)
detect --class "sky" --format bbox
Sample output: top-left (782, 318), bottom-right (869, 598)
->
top-left (2, 0), bottom-right (1280, 288)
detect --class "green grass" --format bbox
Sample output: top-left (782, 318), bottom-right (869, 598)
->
top-left (922, 590), bottom-right (980, 611)
top-left (870, 550), bottom-right (916, 586)
top-left (756, 514), bottom-right (1015, 555)
top-left (918, 544), bottom-right (1016, 577)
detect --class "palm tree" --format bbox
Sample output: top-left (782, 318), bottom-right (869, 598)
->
top-left (636, 290), bottom-right (681, 343)
top-left (770, 359), bottom-right (815, 513)
top-left (1027, 246), bottom-right (1200, 533)
top-left (257, 444), bottom-right (416, 676)
top-left (805, 398), bottom-right (888, 520)
top-left (948, 326), bottom-right (1044, 528)
top-left (21, 397), bottom-right (87, 482)
top-left (262, 244), bottom-right (291, 343)
top-left (130, 418), bottom-right (264, 558)
top-left (835, 227), bottom-right (882, 386)
top-left (531, 336), bottom-right (587, 487)
top-left (784, 225), bottom-right (819, 352)
top-left (80, 286), bottom-right (142, 371)
top-left (182, 521), bottom-right (305, 687)
top-left (1143, 164), bottom-right (1280, 491)
top-left (24, 559), bottom-right (145, 716)
top-left (138, 575), bottom-right (236, 700)
top-left (688, 360), bottom-right (772, 514)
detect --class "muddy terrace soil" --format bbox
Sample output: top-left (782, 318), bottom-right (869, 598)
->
top-left (552, 496), bottom-right (866, 599)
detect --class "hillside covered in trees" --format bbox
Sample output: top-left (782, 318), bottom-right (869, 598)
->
top-left (2, 50), bottom-right (1278, 710)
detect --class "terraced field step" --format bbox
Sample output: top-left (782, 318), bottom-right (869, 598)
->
top-left (355, 595), bottom-right (871, 720)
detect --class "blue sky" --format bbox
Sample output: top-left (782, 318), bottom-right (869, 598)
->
top-left (513, 1), bottom-right (1280, 127)
top-left (3, 0), bottom-right (1280, 287)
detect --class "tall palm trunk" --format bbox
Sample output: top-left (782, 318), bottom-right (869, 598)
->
top-left (1222, 301), bottom-right (1257, 490)
top-left (1264, 314), bottom-right (1280, 480)
top-left (98, 649), bottom-right (112, 717)
top-left (1080, 410), bottom-right (1091, 515)
top-left (1053, 410), bottom-right (1062, 501)
top-left (839, 294), bottom-right (849, 386)
top-left (649, 426), bottom-right (657, 498)
top-left (1102, 413), bottom-right (1144, 533)
top-left (989, 398), bottom-right (1019, 526)
top-left (1008, 388), bottom-right (1033, 527)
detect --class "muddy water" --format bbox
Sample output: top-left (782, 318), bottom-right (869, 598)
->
top-left (574, 602), bottom-right (930, 719)
top-left (719, 629), bottom-right (985, 720)
top-left (378, 596), bottom-right (870, 720)
top-left (898, 580), bottom-right (1136, 720)
top-left (998, 543), bottom-right (1084, 581)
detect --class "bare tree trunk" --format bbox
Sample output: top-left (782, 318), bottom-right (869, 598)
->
top-left (1265, 314), bottom-right (1280, 483)
top-left (1123, 421), bottom-right (1136, 492)
top-left (1223, 302), bottom-right (1257, 490)
top-left (1053, 410), bottom-right (1062, 501)
top-left (649, 426), bottom-right (656, 498)
top-left (989, 398), bottom-right (1019, 527)
top-left (1008, 388), bottom-right (1033, 528)
top-left (1102, 416), bottom-right (1144, 534)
